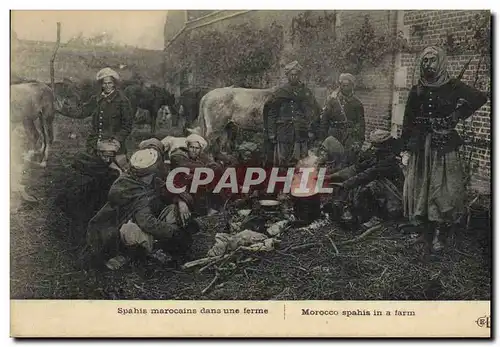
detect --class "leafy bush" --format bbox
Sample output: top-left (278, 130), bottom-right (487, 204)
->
top-left (289, 13), bottom-right (410, 85)
top-left (165, 22), bottom-right (284, 87)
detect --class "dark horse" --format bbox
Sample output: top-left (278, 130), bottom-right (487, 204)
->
top-left (176, 86), bottom-right (212, 132)
top-left (124, 83), bottom-right (177, 135)
top-left (53, 77), bottom-right (178, 135)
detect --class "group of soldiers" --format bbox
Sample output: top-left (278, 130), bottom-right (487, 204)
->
top-left (42, 43), bottom-right (488, 270)
top-left (262, 46), bottom-right (487, 259)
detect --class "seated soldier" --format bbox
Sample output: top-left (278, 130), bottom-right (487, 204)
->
top-left (56, 139), bottom-right (123, 232)
top-left (85, 142), bottom-right (197, 270)
top-left (325, 129), bottom-right (404, 228)
top-left (226, 141), bottom-right (263, 205)
top-left (169, 134), bottom-right (224, 216)
top-left (317, 136), bottom-right (347, 174)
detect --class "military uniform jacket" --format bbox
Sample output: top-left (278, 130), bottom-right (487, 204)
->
top-left (401, 79), bottom-right (487, 153)
top-left (63, 89), bottom-right (134, 154)
top-left (265, 83), bottom-right (321, 143)
top-left (319, 93), bottom-right (365, 145)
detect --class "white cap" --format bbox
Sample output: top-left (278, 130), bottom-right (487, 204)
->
top-left (96, 67), bottom-right (120, 81)
top-left (130, 149), bottom-right (159, 170)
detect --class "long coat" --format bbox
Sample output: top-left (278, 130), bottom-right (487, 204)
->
top-left (264, 82), bottom-right (320, 165)
top-left (401, 78), bottom-right (487, 224)
top-left (319, 92), bottom-right (365, 149)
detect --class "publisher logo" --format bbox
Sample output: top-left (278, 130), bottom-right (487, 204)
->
top-left (475, 315), bottom-right (491, 329)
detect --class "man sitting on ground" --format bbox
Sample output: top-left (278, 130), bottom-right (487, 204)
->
top-left (169, 134), bottom-right (225, 216)
top-left (85, 140), bottom-right (198, 270)
top-left (325, 129), bottom-right (404, 229)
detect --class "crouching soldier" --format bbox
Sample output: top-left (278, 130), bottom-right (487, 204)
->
top-left (85, 141), bottom-right (198, 270)
top-left (326, 129), bottom-right (404, 228)
top-left (170, 134), bottom-right (225, 216)
top-left (316, 136), bottom-right (347, 173)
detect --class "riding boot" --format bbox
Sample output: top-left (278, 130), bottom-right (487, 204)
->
top-left (410, 221), bottom-right (435, 257)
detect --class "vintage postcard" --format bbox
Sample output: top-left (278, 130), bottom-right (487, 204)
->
top-left (9, 9), bottom-right (492, 338)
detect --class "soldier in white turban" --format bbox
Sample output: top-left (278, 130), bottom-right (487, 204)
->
top-left (59, 67), bottom-right (133, 157)
top-left (169, 134), bottom-right (224, 217)
top-left (86, 146), bottom-right (197, 270)
top-left (402, 46), bottom-right (488, 255)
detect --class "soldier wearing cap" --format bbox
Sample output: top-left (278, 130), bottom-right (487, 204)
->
top-left (59, 67), bottom-right (134, 158)
top-left (319, 73), bottom-right (365, 161)
top-left (264, 61), bottom-right (321, 167)
top-left (86, 145), bottom-right (197, 270)
top-left (324, 129), bottom-right (403, 228)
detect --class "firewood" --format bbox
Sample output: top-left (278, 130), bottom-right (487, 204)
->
top-left (338, 223), bottom-right (384, 246)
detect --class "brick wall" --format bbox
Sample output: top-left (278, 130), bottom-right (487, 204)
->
top-left (336, 11), bottom-right (398, 137)
top-left (397, 10), bottom-right (491, 186)
top-left (164, 10), bottom-right (491, 189)
top-left (169, 10), bottom-right (399, 139)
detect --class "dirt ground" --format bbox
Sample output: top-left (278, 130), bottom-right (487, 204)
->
top-left (10, 116), bottom-right (492, 300)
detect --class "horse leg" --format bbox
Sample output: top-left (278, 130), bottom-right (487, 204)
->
top-left (225, 122), bottom-right (238, 153)
top-left (39, 112), bottom-right (54, 168)
top-left (22, 117), bottom-right (38, 162)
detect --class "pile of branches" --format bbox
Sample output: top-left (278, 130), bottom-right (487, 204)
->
top-left (177, 208), bottom-right (490, 300)
top-left (181, 210), bottom-right (386, 296)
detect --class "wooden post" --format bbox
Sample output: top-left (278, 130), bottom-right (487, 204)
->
top-left (50, 22), bottom-right (61, 94)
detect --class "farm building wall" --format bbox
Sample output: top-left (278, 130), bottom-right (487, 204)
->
top-left (164, 9), bottom-right (491, 191)
top-left (164, 10), bottom-right (399, 133)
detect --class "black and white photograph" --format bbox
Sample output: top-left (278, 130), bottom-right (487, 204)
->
top-left (9, 8), bottom-right (492, 337)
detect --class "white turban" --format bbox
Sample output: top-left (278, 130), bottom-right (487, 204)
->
top-left (284, 60), bottom-right (303, 75)
top-left (96, 67), bottom-right (120, 81)
top-left (186, 134), bottom-right (208, 150)
top-left (339, 73), bottom-right (356, 85)
top-left (129, 148), bottom-right (160, 176)
top-left (96, 139), bottom-right (120, 153)
top-left (138, 138), bottom-right (165, 153)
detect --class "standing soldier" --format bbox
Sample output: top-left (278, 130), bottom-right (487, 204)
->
top-left (265, 61), bottom-right (321, 167)
top-left (59, 67), bottom-right (134, 163)
top-left (402, 46), bottom-right (487, 255)
top-left (319, 73), bottom-right (365, 160)
top-left (57, 67), bottom-right (134, 225)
